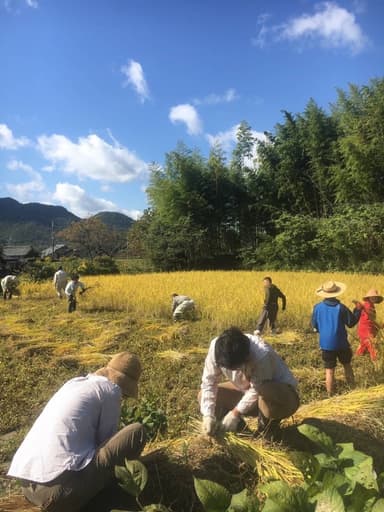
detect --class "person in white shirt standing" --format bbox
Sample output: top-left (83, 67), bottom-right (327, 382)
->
top-left (65, 274), bottom-right (86, 313)
top-left (7, 352), bottom-right (146, 512)
top-left (1, 274), bottom-right (19, 300)
top-left (53, 266), bottom-right (68, 299)
top-left (199, 326), bottom-right (299, 440)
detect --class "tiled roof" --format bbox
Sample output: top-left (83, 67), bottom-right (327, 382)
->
top-left (2, 245), bottom-right (37, 258)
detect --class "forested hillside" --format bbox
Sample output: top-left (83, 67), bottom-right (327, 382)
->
top-left (128, 78), bottom-right (384, 272)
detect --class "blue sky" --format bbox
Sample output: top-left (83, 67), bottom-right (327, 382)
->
top-left (0, 0), bottom-right (383, 219)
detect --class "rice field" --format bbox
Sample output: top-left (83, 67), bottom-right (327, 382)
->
top-left (1, 270), bottom-right (384, 510)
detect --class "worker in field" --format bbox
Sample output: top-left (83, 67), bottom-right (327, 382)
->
top-left (254, 276), bottom-right (286, 335)
top-left (199, 326), bottom-right (299, 441)
top-left (7, 352), bottom-right (146, 512)
top-left (65, 274), bottom-right (86, 313)
top-left (53, 265), bottom-right (68, 299)
top-left (171, 292), bottom-right (196, 321)
top-left (354, 289), bottom-right (383, 362)
top-left (1, 274), bottom-right (19, 300)
top-left (312, 280), bottom-right (361, 396)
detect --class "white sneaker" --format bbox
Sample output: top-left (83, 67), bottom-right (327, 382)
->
top-left (254, 329), bottom-right (261, 336)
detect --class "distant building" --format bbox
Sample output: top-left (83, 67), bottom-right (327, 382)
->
top-left (41, 243), bottom-right (72, 260)
top-left (2, 244), bottom-right (39, 272)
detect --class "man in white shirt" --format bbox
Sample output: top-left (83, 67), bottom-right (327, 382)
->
top-left (65, 274), bottom-right (86, 313)
top-left (7, 352), bottom-right (146, 512)
top-left (1, 274), bottom-right (19, 300)
top-left (53, 266), bottom-right (68, 299)
top-left (171, 293), bottom-right (195, 321)
top-left (199, 326), bottom-right (299, 439)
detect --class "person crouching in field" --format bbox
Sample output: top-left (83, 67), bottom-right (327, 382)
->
top-left (312, 280), bottom-right (361, 397)
top-left (199, 326), bottom-right (299, 441)
top-left (7, 352), bottom-right (146, 512)
top-left (53, 266), bottom-right (68, 299)
top-left (354, 289), bottom-right (383, 362)
top-left (65, 274), bottom-right (86, 313)
top-left (1, 274), bottom-right (19, 300)
top-left (171, 293), bottom-right (195, 321)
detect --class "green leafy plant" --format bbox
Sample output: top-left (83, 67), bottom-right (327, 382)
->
top-left (193, 478), bottom-right (260, 512)
top-left (114, 458), bottom-right (170, 512)
top-left (194, 426), bottom-right (384, 512)
top-left (121, 398), bottom-right (167, 441)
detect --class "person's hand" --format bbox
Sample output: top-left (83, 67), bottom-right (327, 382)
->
top-left (202, 415), bottom-right (217, 436)
top-left (221, 411), bottom-right (240, 432)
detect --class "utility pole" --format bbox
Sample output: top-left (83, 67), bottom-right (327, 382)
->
top-left (51, 220), bottom-right (55, 259)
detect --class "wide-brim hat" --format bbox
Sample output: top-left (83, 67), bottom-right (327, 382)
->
top-left (316, 280), bottom-right (346, 298)
top-left (363, 289), bottom-right (383, 303)
top-left (95, 352), bottom-right (141, 398)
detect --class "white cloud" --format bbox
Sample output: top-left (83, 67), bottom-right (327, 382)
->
top-left (53, 182), bottom-right (141, 219)
top-left (252, 2), bottom-right (367, 53)
top-left (0, 123), bottom-right (29, 149)
top-left (206, 124), bottom-right (267, 167)
top-left (121, 59), bottom-right (150, 103)
top-left (281, 2), bottom-right (366, 53)
top-left (6, 159), bottom-right (46, 202)
top-left (193, 88), bottom-right (239, 106)
top-left (206, 125), bottom-right (239, 152)
top-left (25, 0), bottom-right (38, 7)
top-left (37, 133), bottom-right (148, 183)
top-left (169, 104), bottom-right (203, 135)
top-left (251, 13), bottom-right (271, 49)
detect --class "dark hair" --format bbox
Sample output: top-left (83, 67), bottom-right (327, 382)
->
top-left (57, 266), bottom-right (63, 271)
top-left (263, 276), bottom-right (272, 284)
top-left (71, 274), bottom-right (79, 280)
top-left (214, 327), bottom-right (250, 369)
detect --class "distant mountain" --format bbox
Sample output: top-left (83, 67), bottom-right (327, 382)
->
top-left (0, 197), bottom-right (79, 226)
top-left (0, 198), bottom-right (135, 249)
top-left (93, 211), bottom-right (134, 231)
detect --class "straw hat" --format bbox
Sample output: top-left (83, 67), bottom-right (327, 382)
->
top-left (363, 289), bottom-right (383, 303)
top-left (316, 280), bottom-right (346, 298)
top-left (95, 352), bottom-right (141, 398)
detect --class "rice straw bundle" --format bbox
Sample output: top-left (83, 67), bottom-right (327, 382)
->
top-left (224, 433), bottom-right (304, 484)
top-left (285, 384), bottom-right (384, 424)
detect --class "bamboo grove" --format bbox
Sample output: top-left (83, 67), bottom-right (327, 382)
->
top-left (127, 78), bottom-right (384, 272)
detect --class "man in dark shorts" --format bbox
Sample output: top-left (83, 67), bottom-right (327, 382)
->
top-left (312, 280), bottom-right (361, 396)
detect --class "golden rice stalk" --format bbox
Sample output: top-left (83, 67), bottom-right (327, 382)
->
top-left (158, 350), bottom-right (187, 361)
top-left (225, 433), bottom-right (304, 484)
top-left (284, 384), bottom-right (384, 425)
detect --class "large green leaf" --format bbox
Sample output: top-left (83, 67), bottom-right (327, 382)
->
top-left (228, 488), bottom-right (260, 512)
top-left (193, 477), bottom-right (232, 512)
top-left (321, 470), bottom-right (354, 495)
top-left (336, 443), bottom-right (371, 466)
top-left (372, 498), bottom-right (384, 512)
top-left (344, 457), bottom-right (378, 492)
top-left (346, 485), bottom-right (378, 512)
top-left (313, 487), bottom-right (345, 512)
top-left (298, 425), bottom-right (335, 455)
top-left (314, 452), bottom-right (338, 472)
top-left (260, 481), bottom-right (313, 512)
top-left (289, 451), bottom-right (321, 482)
top-left (114, 459), bottom-right (148, 497)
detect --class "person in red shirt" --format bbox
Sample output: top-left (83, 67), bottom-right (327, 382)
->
top-left (355, 289), bottom-right (383, 361)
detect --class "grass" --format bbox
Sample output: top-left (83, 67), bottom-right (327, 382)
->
top-left (1, 270), bottom-right (384, 510)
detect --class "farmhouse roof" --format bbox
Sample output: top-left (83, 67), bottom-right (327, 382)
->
top-left (2, 245), bottom-right (37, 259)
top-left (41, 243), bottom-right (67, 258)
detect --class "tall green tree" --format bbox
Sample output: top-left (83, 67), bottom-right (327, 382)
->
top-left (331, 78), bottom-right (384, 205)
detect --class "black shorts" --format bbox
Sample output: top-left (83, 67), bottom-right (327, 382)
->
top-left (321, 348), bottom-right (352, 369)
